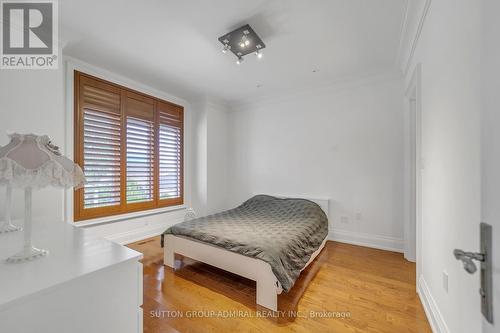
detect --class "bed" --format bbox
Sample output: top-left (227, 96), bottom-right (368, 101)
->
top-left (162, 194), bottom-right (329, 311)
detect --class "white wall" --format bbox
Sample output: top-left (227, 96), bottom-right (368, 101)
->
top-left (207, 102), bottom-right (230, 215)
top-left (190, 102), bottom-right (209, 216)
top-left (191, 99), bottom-right (230, 217)
top-left (227, 76), bottom-right (405, 251)
top-left (402, 0), bottom-right (482, 332)
top-left (481, 0), bottom-right (500, 331)
top-left (0, 67), bottom-right (65, 220)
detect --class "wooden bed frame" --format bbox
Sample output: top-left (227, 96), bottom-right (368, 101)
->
top-left (163, 196), bottom-right (329, 311)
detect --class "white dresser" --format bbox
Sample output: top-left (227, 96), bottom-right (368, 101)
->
top-left (0, 218), bottom-right (143, 333)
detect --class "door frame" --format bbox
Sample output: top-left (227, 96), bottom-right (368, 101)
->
top-left (404, 64), bottom-right (422, 278)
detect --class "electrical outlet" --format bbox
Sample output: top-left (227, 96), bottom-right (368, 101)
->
top-left (442, 271), bottom-right (449, 293)
top-left (340, 216), bottom-right (349, 224)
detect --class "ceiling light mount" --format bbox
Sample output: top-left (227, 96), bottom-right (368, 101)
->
top-left (218, 24), bottom-right (266, 64)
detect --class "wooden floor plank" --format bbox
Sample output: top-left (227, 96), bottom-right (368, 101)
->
top-left (128, 237), bottom-right (431, 333)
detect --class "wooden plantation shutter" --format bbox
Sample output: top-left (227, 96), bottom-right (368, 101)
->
top-left (74, 74), bottom-right (123, 219)
top-left (74, 71), bottom-right (184, 221)
top-left (157, 101), bottom-right (184, 207)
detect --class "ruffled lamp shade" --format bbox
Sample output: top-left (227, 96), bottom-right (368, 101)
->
top-left (0, 133), bottom-right (85, 262)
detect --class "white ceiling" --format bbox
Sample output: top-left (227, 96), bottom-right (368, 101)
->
top-left (61, 0), bottom-right (407, 105)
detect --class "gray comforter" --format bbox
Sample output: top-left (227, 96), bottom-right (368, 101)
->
top-left (163, 195), bottom-right (328, 292)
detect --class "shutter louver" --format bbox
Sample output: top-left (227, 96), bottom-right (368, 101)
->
top-left (158, 102), bottom-right (183, 203)
top-left (126, 117), bottom-right (154, 203)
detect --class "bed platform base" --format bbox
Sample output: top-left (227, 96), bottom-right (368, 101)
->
top-left (163, 234), bottom-right (326, 311)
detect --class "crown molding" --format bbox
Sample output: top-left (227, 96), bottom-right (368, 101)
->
top-left (191, 96), bottom-right (232, 112)
top-left (394, 0), bottom-right (411, 70)
top-left (397, 0), bottom-right (432, 77)
top-left (63, 55), bottom-right (191, 108)
top-left (230, 70), bottom-right (403, 111)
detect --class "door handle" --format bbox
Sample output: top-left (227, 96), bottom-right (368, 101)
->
top-left (453, 223), bottom-right (493, 324)
top-left (453, 249), bottom-right (484, 274)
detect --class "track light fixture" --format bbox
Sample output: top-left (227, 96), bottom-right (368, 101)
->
top-left (218, 24), bottom-right (266, 65)
top-left (239, 36), bottom-right (250, 48)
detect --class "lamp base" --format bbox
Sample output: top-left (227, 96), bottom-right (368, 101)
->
top-left (0, 222), bottom-right (22, 233)
top-left (6, 246), bottom-right (48, 263)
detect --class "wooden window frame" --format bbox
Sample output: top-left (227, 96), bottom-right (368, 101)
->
top-left (74, 71), bottom-right (184, 222)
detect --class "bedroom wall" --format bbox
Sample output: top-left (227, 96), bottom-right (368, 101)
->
top-left (0, 65), bottom-right (65, 220)
top-left (206, 101), bottom-right (230, 215)
top-left (402, 0), bottom-right (482, 332)
top-left (190, 99), bottom-right (230, 217)
top-left (227, 76), bottom-right (405, 251)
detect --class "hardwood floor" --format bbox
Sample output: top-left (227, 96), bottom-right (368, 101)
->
top-left (127, 237), bottom-right (431, 333)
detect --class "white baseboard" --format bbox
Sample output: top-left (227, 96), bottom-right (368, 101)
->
top-left (417, 275), bottom-right (449, 333)
top-left (328, 229), bottom-right (404, 253)
top-left (105, 223), bottom-right (172, 245)
top-left (110, 225), bottom-right (404, 252)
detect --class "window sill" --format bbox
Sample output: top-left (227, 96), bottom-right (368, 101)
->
top-left (73, 204), bottom-right (187, 228)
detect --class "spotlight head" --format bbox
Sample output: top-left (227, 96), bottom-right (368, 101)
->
top-left (245, 39), bottom-right (250, 46)
top-left (255, 51), bottom-right (263, 59)
top-left (236, 57), bottom-right (244, 65)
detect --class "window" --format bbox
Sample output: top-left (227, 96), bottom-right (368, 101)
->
top-left (74, 71), bottom-right (183, 221)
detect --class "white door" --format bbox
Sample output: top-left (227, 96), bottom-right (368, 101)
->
top-left (404, 64), bottom-right (421, 270)
top-left (481, 71), bottom-right (499, 332)
top-left (482, 0), bottom-right (499, 331)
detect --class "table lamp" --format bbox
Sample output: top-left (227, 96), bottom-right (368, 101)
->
top-left (0, 133), bottom-right (85, 262)
top-left (0, 184), bottom-right (22, 233)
